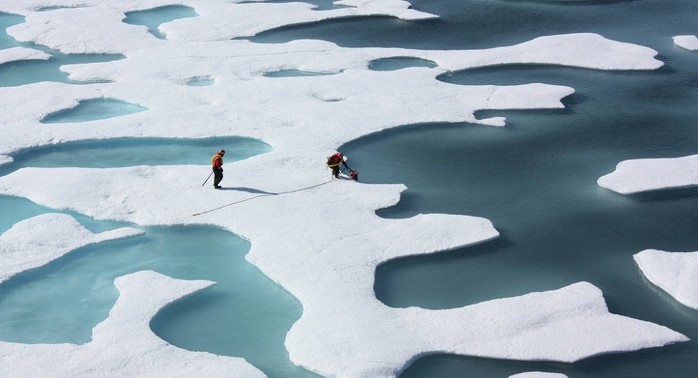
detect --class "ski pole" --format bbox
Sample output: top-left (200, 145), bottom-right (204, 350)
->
top-left (202, 171), bottom-right (214, 186)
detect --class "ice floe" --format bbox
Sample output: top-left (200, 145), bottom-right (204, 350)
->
top-left (0, 213), bottom-right (142, 283)
top-left (0, 0), bottom-right (687, 376)
top-left (673, 35), bottom-right (698, 51)
top-left (0, 270), bottom-right (265, 377)
top-left (634, 249), bottom-right (698, 311)
top-left (597, 154), bottom-right (698, 194)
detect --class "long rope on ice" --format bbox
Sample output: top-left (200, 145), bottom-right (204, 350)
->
top-left (192, 180), bottom-right (333, 217)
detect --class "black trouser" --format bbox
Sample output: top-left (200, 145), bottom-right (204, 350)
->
top-left (213, 167), bottom-right (223, 187)
top-left (331, 163), bottom-right (351, 178)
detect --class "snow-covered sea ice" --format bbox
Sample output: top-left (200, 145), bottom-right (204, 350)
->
top-left (1, 0), bottom-right (697, 377)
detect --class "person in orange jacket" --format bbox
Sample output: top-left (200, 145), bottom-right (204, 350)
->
top-left (211, 149), bottom-right (225, 189)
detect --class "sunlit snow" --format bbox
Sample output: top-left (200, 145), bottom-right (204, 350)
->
top-left (674, 35), bottom-right (698, 50)
top-left (634, 249), bottom-right (698, 311)
top-left (597, 154), bottom-right (698, 194)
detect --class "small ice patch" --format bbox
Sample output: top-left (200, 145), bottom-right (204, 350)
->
top-left (597, 154), bottom-right (698, 194)
top-left (673, 35), bottom-right (698, 51)
top-left (634, 249), bottom-right (698, 311)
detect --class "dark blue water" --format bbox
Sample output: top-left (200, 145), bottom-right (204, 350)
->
top-left (334, 1), bottom-right (698, 376)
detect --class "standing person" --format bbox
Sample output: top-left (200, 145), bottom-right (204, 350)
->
top-left (326, 152), bottom-right (353, 179)
top-left (212, 149), bottom-right (225, 189)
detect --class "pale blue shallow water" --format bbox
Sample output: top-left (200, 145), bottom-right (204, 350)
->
top-left (2, 1), bottom-right (698, 377)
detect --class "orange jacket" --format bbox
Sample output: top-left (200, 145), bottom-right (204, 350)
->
top-left (212, 153), bottom-right (224, 168)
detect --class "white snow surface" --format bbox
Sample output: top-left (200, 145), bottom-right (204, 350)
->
top-left (0, 213), bottom-right (143, 283)
top-left (0, 0), bottom-right (688, 377)
top-left (673, 35), bottom-right (698, 50)
top-left (634, 249), bottom-right (698, 311)
top-left (597, 154), bottom-right (698, 194)
top-left (0, 270), bottom-right (265, 377)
